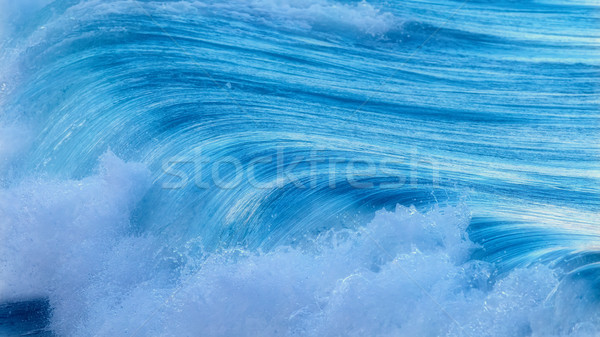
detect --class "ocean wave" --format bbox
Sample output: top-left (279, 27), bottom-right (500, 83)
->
top-left (0, 0), bottom-right (599, 335)
top-left (2, 154), bottom-right (597, 336)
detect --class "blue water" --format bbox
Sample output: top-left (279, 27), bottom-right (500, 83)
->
top-left (0, 0), bottom-right (599, 336)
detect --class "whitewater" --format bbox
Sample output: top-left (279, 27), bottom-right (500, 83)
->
top-left (0, 0), bottom-right (598, 336)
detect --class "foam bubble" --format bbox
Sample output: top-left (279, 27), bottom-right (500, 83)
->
top-left (0, 123), bottom-right (32, 176)
top-left (0, 151), bottom-right (151, 301)
top-left (3, 180), bottom-right (594, 336)
top-left (0, 0), bottom-right (54, 40)
top-left (64, 0), bottom-right (400, 37)
top-left (227, 0), bottom-right (400, 36)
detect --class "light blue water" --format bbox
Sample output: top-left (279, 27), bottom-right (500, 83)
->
top-left (0, 0), bottom-right (599, 336)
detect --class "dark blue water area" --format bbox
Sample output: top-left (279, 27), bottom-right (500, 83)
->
top-left (0, 300), bottom-right (53, 336)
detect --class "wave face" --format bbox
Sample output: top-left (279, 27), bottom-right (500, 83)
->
top-left (0, 0), bottom-right (599, 336)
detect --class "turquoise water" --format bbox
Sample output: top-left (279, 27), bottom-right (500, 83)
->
top-left (0, 0), bottom-right (599, 335)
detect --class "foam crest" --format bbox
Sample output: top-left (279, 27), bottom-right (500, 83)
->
top-left (0, 152), bottom-right (151, 301)
top-left (228, 0), bottom-right (400, 36)
top-left (65, 0), bottom-right (400, 37)
top-left (6, 192), bottom-right (591, 336)
top-left (0, 0), bottom-right (53, 39)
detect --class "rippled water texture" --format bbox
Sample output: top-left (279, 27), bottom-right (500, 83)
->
top-left (0, 0), bottom-right (599, 336)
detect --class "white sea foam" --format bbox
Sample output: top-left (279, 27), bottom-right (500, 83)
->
top-left (0, 123), bottom-right (31, 175)
top-left (1, 153), bottom-right (598, 336)
top-left (221, 0), bottom-right (400, 36)
top-left (0, 152), bottom-right (151, 300)
top-left (0, 0), bottom-right (53, 40)
top-left (65, 0), bottom-right (400, 37)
